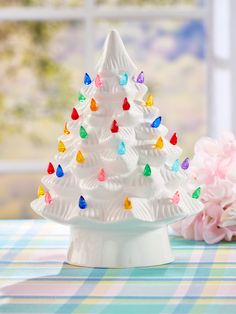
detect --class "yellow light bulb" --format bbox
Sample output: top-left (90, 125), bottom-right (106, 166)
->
top-left (76, 150), bottom-right (85, 163)
top-left (64, 122), bottom-right (70, 135)
top-left (38, 185), bottom-right (45, 198)
top-left (145, 95), bottom-right (154, 107)
top-left (153, 136), bottom-right (164, 149)
top-left (90, 98), bottom-right (98, 112)
top-left (58, 140), bottom-right (66, 153)
top-left (124, 196), bottom-right (132, 210)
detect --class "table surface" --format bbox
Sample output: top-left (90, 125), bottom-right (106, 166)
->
top-left (0, 220), bottom-right (236, 314)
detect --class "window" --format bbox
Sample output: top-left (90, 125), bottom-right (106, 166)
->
top-left (2, 0), bottom-right (230, 219)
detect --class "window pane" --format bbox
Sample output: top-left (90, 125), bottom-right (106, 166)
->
top-left (0, 21), bottom-right (85, 160)
top-left (0, 173), bottom-right (41, 219)
top-left (95, 20), bottom-right (207, 156)
top-left (0, 19), bottom-right (206, 219)
top-left (0, 0), bottom-right (83, 7)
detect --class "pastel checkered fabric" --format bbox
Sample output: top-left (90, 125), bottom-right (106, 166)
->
top-left (0, 220), bottom-right (236, 313)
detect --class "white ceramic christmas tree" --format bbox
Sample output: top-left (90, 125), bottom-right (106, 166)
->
top-left (31, 30), bottom-right (203, 268)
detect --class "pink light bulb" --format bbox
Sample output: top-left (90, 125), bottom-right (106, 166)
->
top-left (98, 168), bottom-right (106, 182)
top-left (95, 74), bottom-right (103, 88)
top-left (45, 192), bottom-right (52, 204)
top-left (172, 191), bottom-right (180, 205)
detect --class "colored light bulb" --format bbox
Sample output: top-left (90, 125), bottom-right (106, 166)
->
top-left (78, 92), bottom-right (86, 102)
top-left (79, 195), bottom-right (87, 209)
top-left (80, 125), bottom-right (88, 139)
top-left (64, 122), bottom-right (70, 135)
top-left (153, 137), bottom-right (164, 149)
top-left (117, 141), bottom-right (126, 155)
top-left (119, 73), bottom-right (128, 86)
top-left (122, 97), bottom-right (130, 111)
top-left (136, 71), bottom-right (144, 83)
top-left (38, 185), bottom-right (45, 198)
top-left (90, 98), bottom-right (98, 112)
top-left (84, 72), bottom-right (92, 85)
top-left (145, 95), bottom-right (153, 107)
top-left (111, 120), bottom-right (119, 133)
top-left (71, 107), bottom-right (79, 120)
top-left (143, 164), bottom-right (151, 176)
top-left (47, 162), bottom-right (55, 175)
top-left (181, 157), bottom-right (190, 170)
top-left (98, 168), bottom-right (106, 182)
top-left (172, 191), bottom-right (180, 205)
top-left (58, 140), bottom-right (66, 153)
top-left (192, 187), bottom-right (201, 199)
top-left (170, 132), bottom-right (178, 145)
top-left (76, 150), bottom-right (85, 163)
top-left (95, 74), bottom-right (103, 88)
top-left (151, 116), bottom-right (162, 128)
top-left (56, 164), bottom-right (64, 178)
top-left (45, 192), bottom-right (52, 205)
top-left (172, 159), bottom-right (180, 172)
top-left (124, 196), bottom-right (132, 210)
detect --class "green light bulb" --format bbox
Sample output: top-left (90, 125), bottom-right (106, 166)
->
top-left (143, 164), bottom-right (151, 176)
top-left (80, 126), bottom-right (88, 139)
top-left (192, 187), bottom-right (201, 199)
top-left (78, 93), bottom-right (86, 102)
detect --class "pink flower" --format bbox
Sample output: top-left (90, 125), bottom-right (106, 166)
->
top-left (173, 132), bottom-right (236, 244)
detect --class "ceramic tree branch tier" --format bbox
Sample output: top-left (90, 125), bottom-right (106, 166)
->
top-left (31, 30), bottom-right (203, 268)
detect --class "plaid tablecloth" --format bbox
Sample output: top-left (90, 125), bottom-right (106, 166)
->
top-left (0, 220), bottom-right (236, 314)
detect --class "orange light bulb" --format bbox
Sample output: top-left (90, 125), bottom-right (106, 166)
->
top-left (124, 196), bottom-right (132, 210)
top-left (64, 122), bottom-right (70, 135)
top-left (90, 98), bottom-right (98, 112)
top-left (153, 137), bottom-right (164, 149)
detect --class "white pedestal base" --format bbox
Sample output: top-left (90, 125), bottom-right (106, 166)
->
top-left (66, 225), bottom-right (174, 268)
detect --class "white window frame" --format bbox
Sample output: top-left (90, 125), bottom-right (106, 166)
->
top-left (0, 0), bottom-right (232, 174)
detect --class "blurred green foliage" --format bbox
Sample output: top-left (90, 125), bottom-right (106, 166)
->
top-left (0, 21), bottom-right (75, 145)
top-left (0, 0), bottom-right (83, 7)
top-left (0, 2), bottom-right (82, 155)
top-left (0, 0), bottom-right (196, 149)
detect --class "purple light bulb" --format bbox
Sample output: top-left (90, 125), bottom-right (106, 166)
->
top-left (136, 71), bottom-right (144, 83)
top-left (181, 158), bottom-right (190, 170)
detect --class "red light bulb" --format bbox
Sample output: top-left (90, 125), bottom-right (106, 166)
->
top-left (170, 132), bottom-right (178, 145)
top-left (47, 162), bottom-right (55, 174)
top-left (122, 97), bottom-right (130, 111)
top-left (71, 107), bottom-right (79, 120)
top-left (111, 120), bottom-right (119, 133)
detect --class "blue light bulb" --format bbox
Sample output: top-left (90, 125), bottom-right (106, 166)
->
top-left (56, 164), bottom-right (64, 177)
top-left (171, 159), bottom-right (180, 172)
top-left (84, 73), bottom-right (92, 85)
top-left (119, 73), bottom-right (128, 86)
top-left (79, 195), bottom-right (87, 209)
top-left (117, 141), bottom-right (126, 155)
top-left (150, 116), bottom-right (162, 128)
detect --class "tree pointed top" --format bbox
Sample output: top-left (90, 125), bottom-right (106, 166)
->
top-left (96, 29), bottom-right (137, 75)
